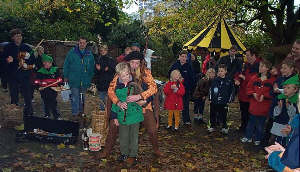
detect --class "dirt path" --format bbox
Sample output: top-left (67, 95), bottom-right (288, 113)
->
top-left (0, 90), bottom-right (272, 171)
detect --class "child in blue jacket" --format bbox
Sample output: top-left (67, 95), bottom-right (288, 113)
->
top-left (208, 64), bottom-right (234, 134)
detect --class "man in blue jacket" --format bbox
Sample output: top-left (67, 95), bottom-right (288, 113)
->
top-left (168, 50), bottom-right (195, 125)
top-left (2, 29), bottom-right (35, 117)
top-left (63, 37), bottom-right (95, 120)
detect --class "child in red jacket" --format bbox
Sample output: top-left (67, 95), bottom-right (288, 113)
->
top-left (164, 69), bottom-right (185, 131)
top-left (241, 60), bottom-right (276, 146)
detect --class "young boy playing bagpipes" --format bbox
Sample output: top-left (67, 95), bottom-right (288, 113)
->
top-left (110, 62), bottom-right (144, 166)
top-left (34, 55), bottom-right (63, 120)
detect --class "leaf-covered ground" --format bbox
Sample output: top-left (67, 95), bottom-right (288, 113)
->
top-left (0, 89), bottom-right (274, 172)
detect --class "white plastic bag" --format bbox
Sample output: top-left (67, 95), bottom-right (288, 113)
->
top-left (61, 82), bottom-right (71, 102)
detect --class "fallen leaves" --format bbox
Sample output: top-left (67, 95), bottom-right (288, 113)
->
top-left (0, 93), bottom-right (270, 171)
top-left (79, 152), bottom-right (89, 156)
top-left (1, 168), bottom-right (12, 172)
top-left (57, 143), bottom-right (65, 149)
top-left (18, 148), bottom-right (29, 154)
top-left (55, 162), bottom-right (66, 168)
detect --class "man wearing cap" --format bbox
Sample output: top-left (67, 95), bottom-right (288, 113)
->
top-left (95, 44), bottom-right (116, 110)
top-left (63, 37), bottom-right (95, 120)
top-left (2, 28), bottom-right (35, 117)
top-left (131, 42), bottom-right (141, 52)
top-left (35, 55), bottom-right (63, 119)
top-left (98, 51), bottom-right (163, 158)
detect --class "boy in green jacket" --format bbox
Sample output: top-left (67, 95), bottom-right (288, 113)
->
top-left (110, 62), bottom-right (144, 166)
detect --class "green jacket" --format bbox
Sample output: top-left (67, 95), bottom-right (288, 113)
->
top-left (63, 46), bottom-right (95, 89)
top-left (112, 87), bottom-right (144, 125)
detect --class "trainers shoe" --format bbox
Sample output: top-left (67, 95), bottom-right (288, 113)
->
top-left (221, 128), bottom-right (229, 134)
top-left (173, 127), bottom-right (178, 132)
top-left (208, 127), bottom-right (215, 133)
top-left (166, 125), bottom-right (171, 129)
top-left (118, 154), bottom-right (128, 162)
top-left (184, 122), bottom-right (191, 125)
top-left (254, 141), bottom-right (261, 146)
top-left (241, 137), bottom-right (252, 143)
top-left (44, 115), bottom-right (49, 118)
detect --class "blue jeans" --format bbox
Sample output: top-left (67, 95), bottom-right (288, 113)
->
top-left (245, 114), bottom-right (266, 142)
top-left (70, 87), bottom-right (86, 115)
top-left (193, 98), bottom-right (205, 114)
top-left (99, 91), bottom-right (107, 110)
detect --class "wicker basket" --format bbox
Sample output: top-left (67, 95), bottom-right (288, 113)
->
top-left (0, 104), bottom-right (23, 128)
top-left (91, 106), bottom-right (108, 146)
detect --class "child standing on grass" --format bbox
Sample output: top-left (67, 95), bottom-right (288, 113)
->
top-left (208, 64), bottom-right (234, 134)
top-left (241, 60), bottom-right (276, 146)
top-left (270, 74), bottom-right (299, 147)
top-left (163, 69), bottom-right (185, 131)
top-left (192, 68), bottom-right (215, 124)
top-left (110, 62), bottom-right (144, 166)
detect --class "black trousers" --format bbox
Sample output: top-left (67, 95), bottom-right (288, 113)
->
top-left (239, 101), bottom-right (250, 131)
top-left (0, 72), bottom-right (8, 89)
top-left (210, 103), bottom-right (228, 128)
top-left (40, 88), bottom-right (59, 119)
top-left (8, 75), bottom-right (33, 117)
top-left (182, 89), bottom-right (191, 123)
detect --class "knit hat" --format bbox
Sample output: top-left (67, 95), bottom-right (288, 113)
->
top-left (282, 74), bottom-right (300, 86)
top-left (124, 51), bottom-right (144, 61)
top-left (131, 42), bottom-right (141, 48)
top-left (42, 54), bottom-right (53, 63)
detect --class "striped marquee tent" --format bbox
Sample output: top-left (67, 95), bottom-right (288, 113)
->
top-left (183, 18), bottom-right (246, 53)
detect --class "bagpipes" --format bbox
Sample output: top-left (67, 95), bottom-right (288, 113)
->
top-left (34, 78), bottom-right (63, 91)
top-left (123, 81), bottom-right (144, 122)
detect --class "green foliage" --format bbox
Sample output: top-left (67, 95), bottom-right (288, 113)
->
top-left (148, 37), bottom-right (177, 78)
top-left (0, 0), bottom-right (124, 43)
top-left (107, 20), bottom-right (147, 49)
top-left (243, 32), bottom-right (272, 53)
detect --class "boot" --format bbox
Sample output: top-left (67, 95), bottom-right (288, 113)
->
top-left (126, 157), bottom-right (137, 167)
top-left (153, 149), bottom-right (164, 157)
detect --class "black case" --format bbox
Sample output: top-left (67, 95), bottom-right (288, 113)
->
top-left (19, 116), bottom-right (79, 144)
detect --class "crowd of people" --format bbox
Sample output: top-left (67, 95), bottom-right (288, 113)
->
top-left (163, 42), bottom-right (299, 171)
top-left (0, 28), bottom-right (299, 170)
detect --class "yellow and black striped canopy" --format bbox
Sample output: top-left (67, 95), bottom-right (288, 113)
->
top-left (184, 19), bottom-right (246, 52)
